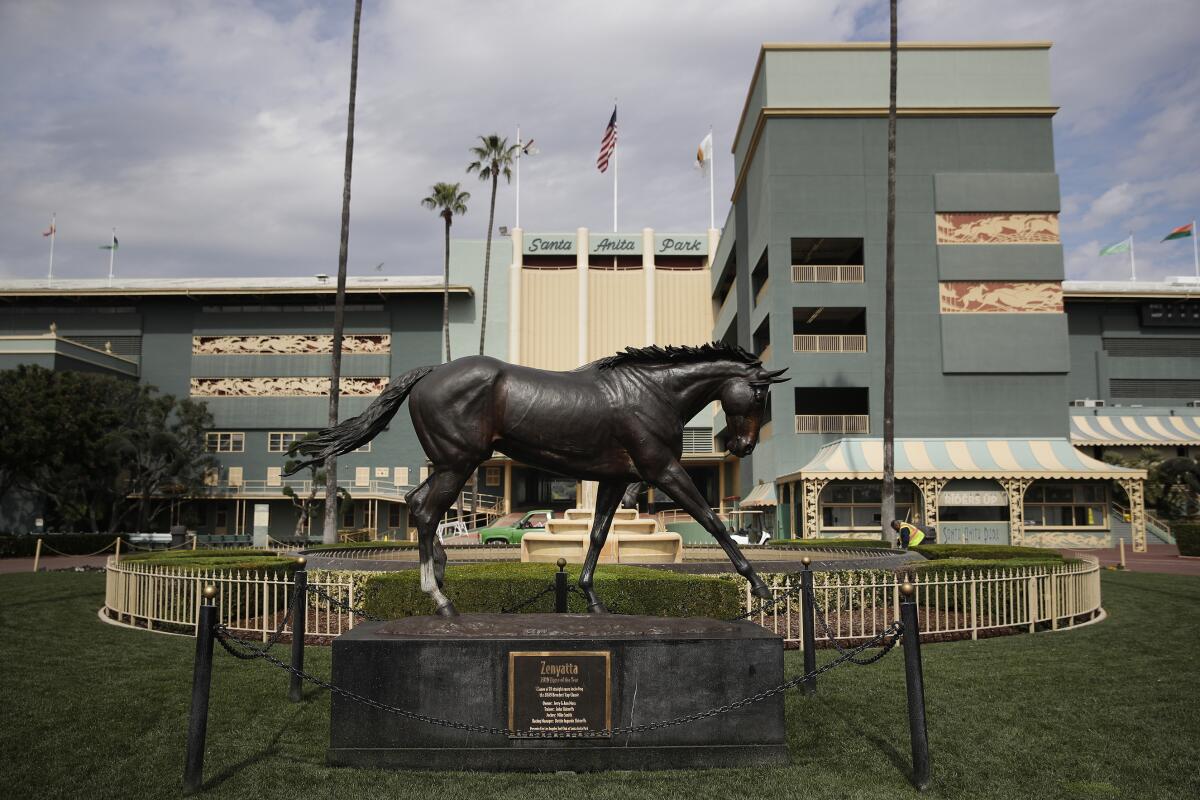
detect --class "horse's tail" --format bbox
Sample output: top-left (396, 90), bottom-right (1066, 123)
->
top-left (283, 365), bottom-right (436, 475)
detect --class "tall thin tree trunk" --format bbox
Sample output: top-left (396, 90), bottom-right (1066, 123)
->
top-left (323, 0), bottom-right (362, 545)
top-left (443, 214), bottom-right (452, 362)
top-left (479, 173), bottom-right (498, 354)
top-left (881, 0), bottom-right (898, 540)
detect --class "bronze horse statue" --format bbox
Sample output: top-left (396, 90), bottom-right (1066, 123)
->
top-left (286, 343), bottom-right (787, 616)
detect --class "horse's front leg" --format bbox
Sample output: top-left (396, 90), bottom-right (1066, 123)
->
top-left (578, 481), bottom-right (626, 613)
top-left (646, 460), bottom-right (771, 601)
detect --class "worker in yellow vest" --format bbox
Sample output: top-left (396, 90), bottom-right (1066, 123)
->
top-left (890, 519), bottom-right (927, 550)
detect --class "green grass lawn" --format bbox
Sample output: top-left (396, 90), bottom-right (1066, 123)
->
top-left (2, 571), bottom-right (1198, 800)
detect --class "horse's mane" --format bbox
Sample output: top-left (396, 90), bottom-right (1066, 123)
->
top-left (592, 342), bottom-right (761, 371)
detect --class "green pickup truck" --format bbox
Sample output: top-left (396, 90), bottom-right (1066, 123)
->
top-left (478, 509), bottom-right (554, 545)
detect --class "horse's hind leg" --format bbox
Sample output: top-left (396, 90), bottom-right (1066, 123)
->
top-left (410, 466), bottom-right (476, 616)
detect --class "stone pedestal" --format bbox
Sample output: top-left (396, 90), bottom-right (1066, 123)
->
top-left (327, 614), bottom-right (787, 772)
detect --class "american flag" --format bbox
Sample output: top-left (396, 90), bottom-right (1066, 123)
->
top-left (596, 107), bottom-right (617, 173)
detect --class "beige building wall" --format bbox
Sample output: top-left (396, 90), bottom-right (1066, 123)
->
top-left (656, 269), bottom-right (713, 346)
top-left (588, 269), bottom-right (647, 360)
top-left (519, 268), bottom-right (579, 371)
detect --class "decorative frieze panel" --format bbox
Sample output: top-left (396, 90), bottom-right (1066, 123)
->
top-left (935, 213), bottom-right (1059, 245)
top-left (1118, 477), bottom-right (1147, 554)
top-left (939, 281), bottom-right (1064, 313)
top-left (190, 377), bottom-right (388, 397)
top-left (800, 478), bottom-right (830, 539)
top-left (192, 334), bottom-right (390, 355)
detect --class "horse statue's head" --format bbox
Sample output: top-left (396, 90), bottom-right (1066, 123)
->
top-left (720, 363), bottom-right (789, 457)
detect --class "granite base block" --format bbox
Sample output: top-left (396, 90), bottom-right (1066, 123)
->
top-left (327, 613), bottom-right (788, 772)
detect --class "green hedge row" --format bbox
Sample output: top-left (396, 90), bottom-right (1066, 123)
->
top-left (303, 540), bottom-right (417, 552)
top-left (901, 557), bottom-right (1071, 576)
top-left (0, 533), bottom-right (127, 558)
top-left (912, 544), bottom-right (1063, 562)
top-left (1175, 524), bottom-right (1200, 557)
top-left (122, 548), bottom-right (300, 572)
top-left (768, 538), bottom-right (892, 549)
top-left (361, 563), bottom-right (741, 619)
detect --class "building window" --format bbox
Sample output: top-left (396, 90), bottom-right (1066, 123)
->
top-left (205, 432), bottom-right (244, 452)
top-left (214, 509), bottom-right (228, 534)
top-left (388, 503), bottom-right (403, 529)
top-left (791, 237), bottom-right (865, 283)
top-left (485, 466), bottom-right (502, 486)
top-left (393, 467), bottom-right (410, 486)
top-left (821, 483), bottom-right (915, 531)
top-left (1024, 483), bottom-right (1107, 528)
top-left (268, 432), bottom-right (308, 453)
top-left (795, 387), bottom-right (869, 434)
top-left (341, 503), bottom-right (355, 529)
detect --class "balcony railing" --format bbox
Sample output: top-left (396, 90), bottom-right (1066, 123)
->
top-left (791, 265), bottom-right (864, 283)
top-left (793, 334), bottom-right (867, 353)
top-left (795, 414), bottom-right (870, 434)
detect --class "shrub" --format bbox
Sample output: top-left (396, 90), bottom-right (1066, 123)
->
top-left (768, 538), bottom-right (892, 549)
top-left (361, 563), bottom-right (741, 619)
top-left (913, 544), bottom-right (1063, 562)
top-left (0, 533), bottom-right (128, 558)
top-left (1175, 523), bottom-right (1200, 557)
top-left (121, 548), bottom-right (299, 572)
top-left (303, 540), bottom-right (417, 552)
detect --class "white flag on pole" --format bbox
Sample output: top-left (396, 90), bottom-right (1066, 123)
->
top-left (695, 132), bottom-right (713, 171)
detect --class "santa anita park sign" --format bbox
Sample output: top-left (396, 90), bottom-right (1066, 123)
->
top-left (522, 234), bottom-right (708, 258)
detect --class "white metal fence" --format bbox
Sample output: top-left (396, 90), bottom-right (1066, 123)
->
top-left (104, 554), bottom-right (1102, 645)
top-left (795, 414), bottom-right (870, 434)
top-left (103, 558), bottom-right (357, 639)
top-left (746, 555), bottom-right (1103, 646)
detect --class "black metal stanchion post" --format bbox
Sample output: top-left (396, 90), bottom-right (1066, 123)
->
top-left (555, 558), bottom-right (568, 613)
top-left (289, 558), bottom-right (307, 703)
top-left (900, 581), bottom-right (931, 791)
top-left (800, 557), bottom-right (817, 695)
top-left (183, 586), bottom-right (217, 795)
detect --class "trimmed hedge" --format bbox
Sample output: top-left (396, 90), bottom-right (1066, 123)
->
top-left (362, 562), bottom-right (741, 619)
top-left (768, 538), bottom-right (892, 549)
top-left (1175, 524), bottom-right (1200, 557)
top-left (901, 557), bottom-right (1071, 576)
top-left (303, 540), bottom-right (417, 552)
top-left (121, 548), bottom-right (299, 572)
top-left (0, 533), bottom-right (128, 558)
top-left (913, 544), bottom-right (1063, 562)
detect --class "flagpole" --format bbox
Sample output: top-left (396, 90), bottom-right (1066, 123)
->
top-left (108, 227), bottom-right (116, 286)
top-left (1193, 219), bottom-right (1198, 278)
top-left (613, 100), bottom-right (618, 232)
top-left (708, 125), bottom-right (715, 230)
top-left (515, 124), bottom-right (521, 229)
top-left (47, 213), bottom-right (56, 284)
top-left (1129, 232), bottom-right (1136, 281)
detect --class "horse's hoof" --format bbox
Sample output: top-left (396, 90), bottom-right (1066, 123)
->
top-left (751, 583), bottom-right (772, 601)
top-left (587, 601), bottom-right (609, 614)
top-left (436, 602), bottom-right (459, 617)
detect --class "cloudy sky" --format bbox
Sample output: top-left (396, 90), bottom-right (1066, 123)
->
top-left (1, 1), bottom-right (1197, 283)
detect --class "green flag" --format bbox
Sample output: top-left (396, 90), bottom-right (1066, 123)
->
top-left (99, 236), bottom-right (119, 251)
top-left (1099, 238), bottom-right (1130, 256)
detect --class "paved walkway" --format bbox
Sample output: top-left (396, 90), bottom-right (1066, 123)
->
top-left (1061, 543), bottom-right (1200, 576)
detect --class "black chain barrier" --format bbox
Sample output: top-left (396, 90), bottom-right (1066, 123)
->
top-left (212, 618), bottom-right (903, 738)
top-left (212, 603), bottom-right (295, 661)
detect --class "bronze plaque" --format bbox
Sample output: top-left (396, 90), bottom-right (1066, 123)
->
top-left (507, 650), bottom-right (612, 738)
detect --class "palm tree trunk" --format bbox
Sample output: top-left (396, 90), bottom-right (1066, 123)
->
top-left (323, 0), bottom-right (362, 545)
top-left (443, 215), bottom-right (452, 362)
top-left (881, 0), bottom-right (898, 540)
top-left (479, 173), bottom-right (498, 354)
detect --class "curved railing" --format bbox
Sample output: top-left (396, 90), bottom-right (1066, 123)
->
top-left (748, 554), bottom-right (1102, 645)
top-left (102, 557), bottom-right (357, 638)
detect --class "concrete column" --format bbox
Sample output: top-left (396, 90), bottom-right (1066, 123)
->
top-left (707, 227), bottom-right (720, 269)
top-left (508, 228), bottom-right (523, 365)
top-left (577, 227), bottom-right (589, 366)
top-left (643, 227), bottom-right (656, 345)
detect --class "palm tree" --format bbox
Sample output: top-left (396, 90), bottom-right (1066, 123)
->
top-left (881, 0), bottom-right (898, 540)
top-left (322, 0), bottom-right (363, 545)
top-left (467, 134), bottom-right (521, 355)
top-left (421, 183), bottom-right (471, 362)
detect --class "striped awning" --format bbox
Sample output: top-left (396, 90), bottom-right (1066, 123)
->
top-left (1071, 414), bottom-right (1200, 446)
top-left (740, 482), bottom-right (777, 508)
top-left (778, 438), bottom-right (1145, 482)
